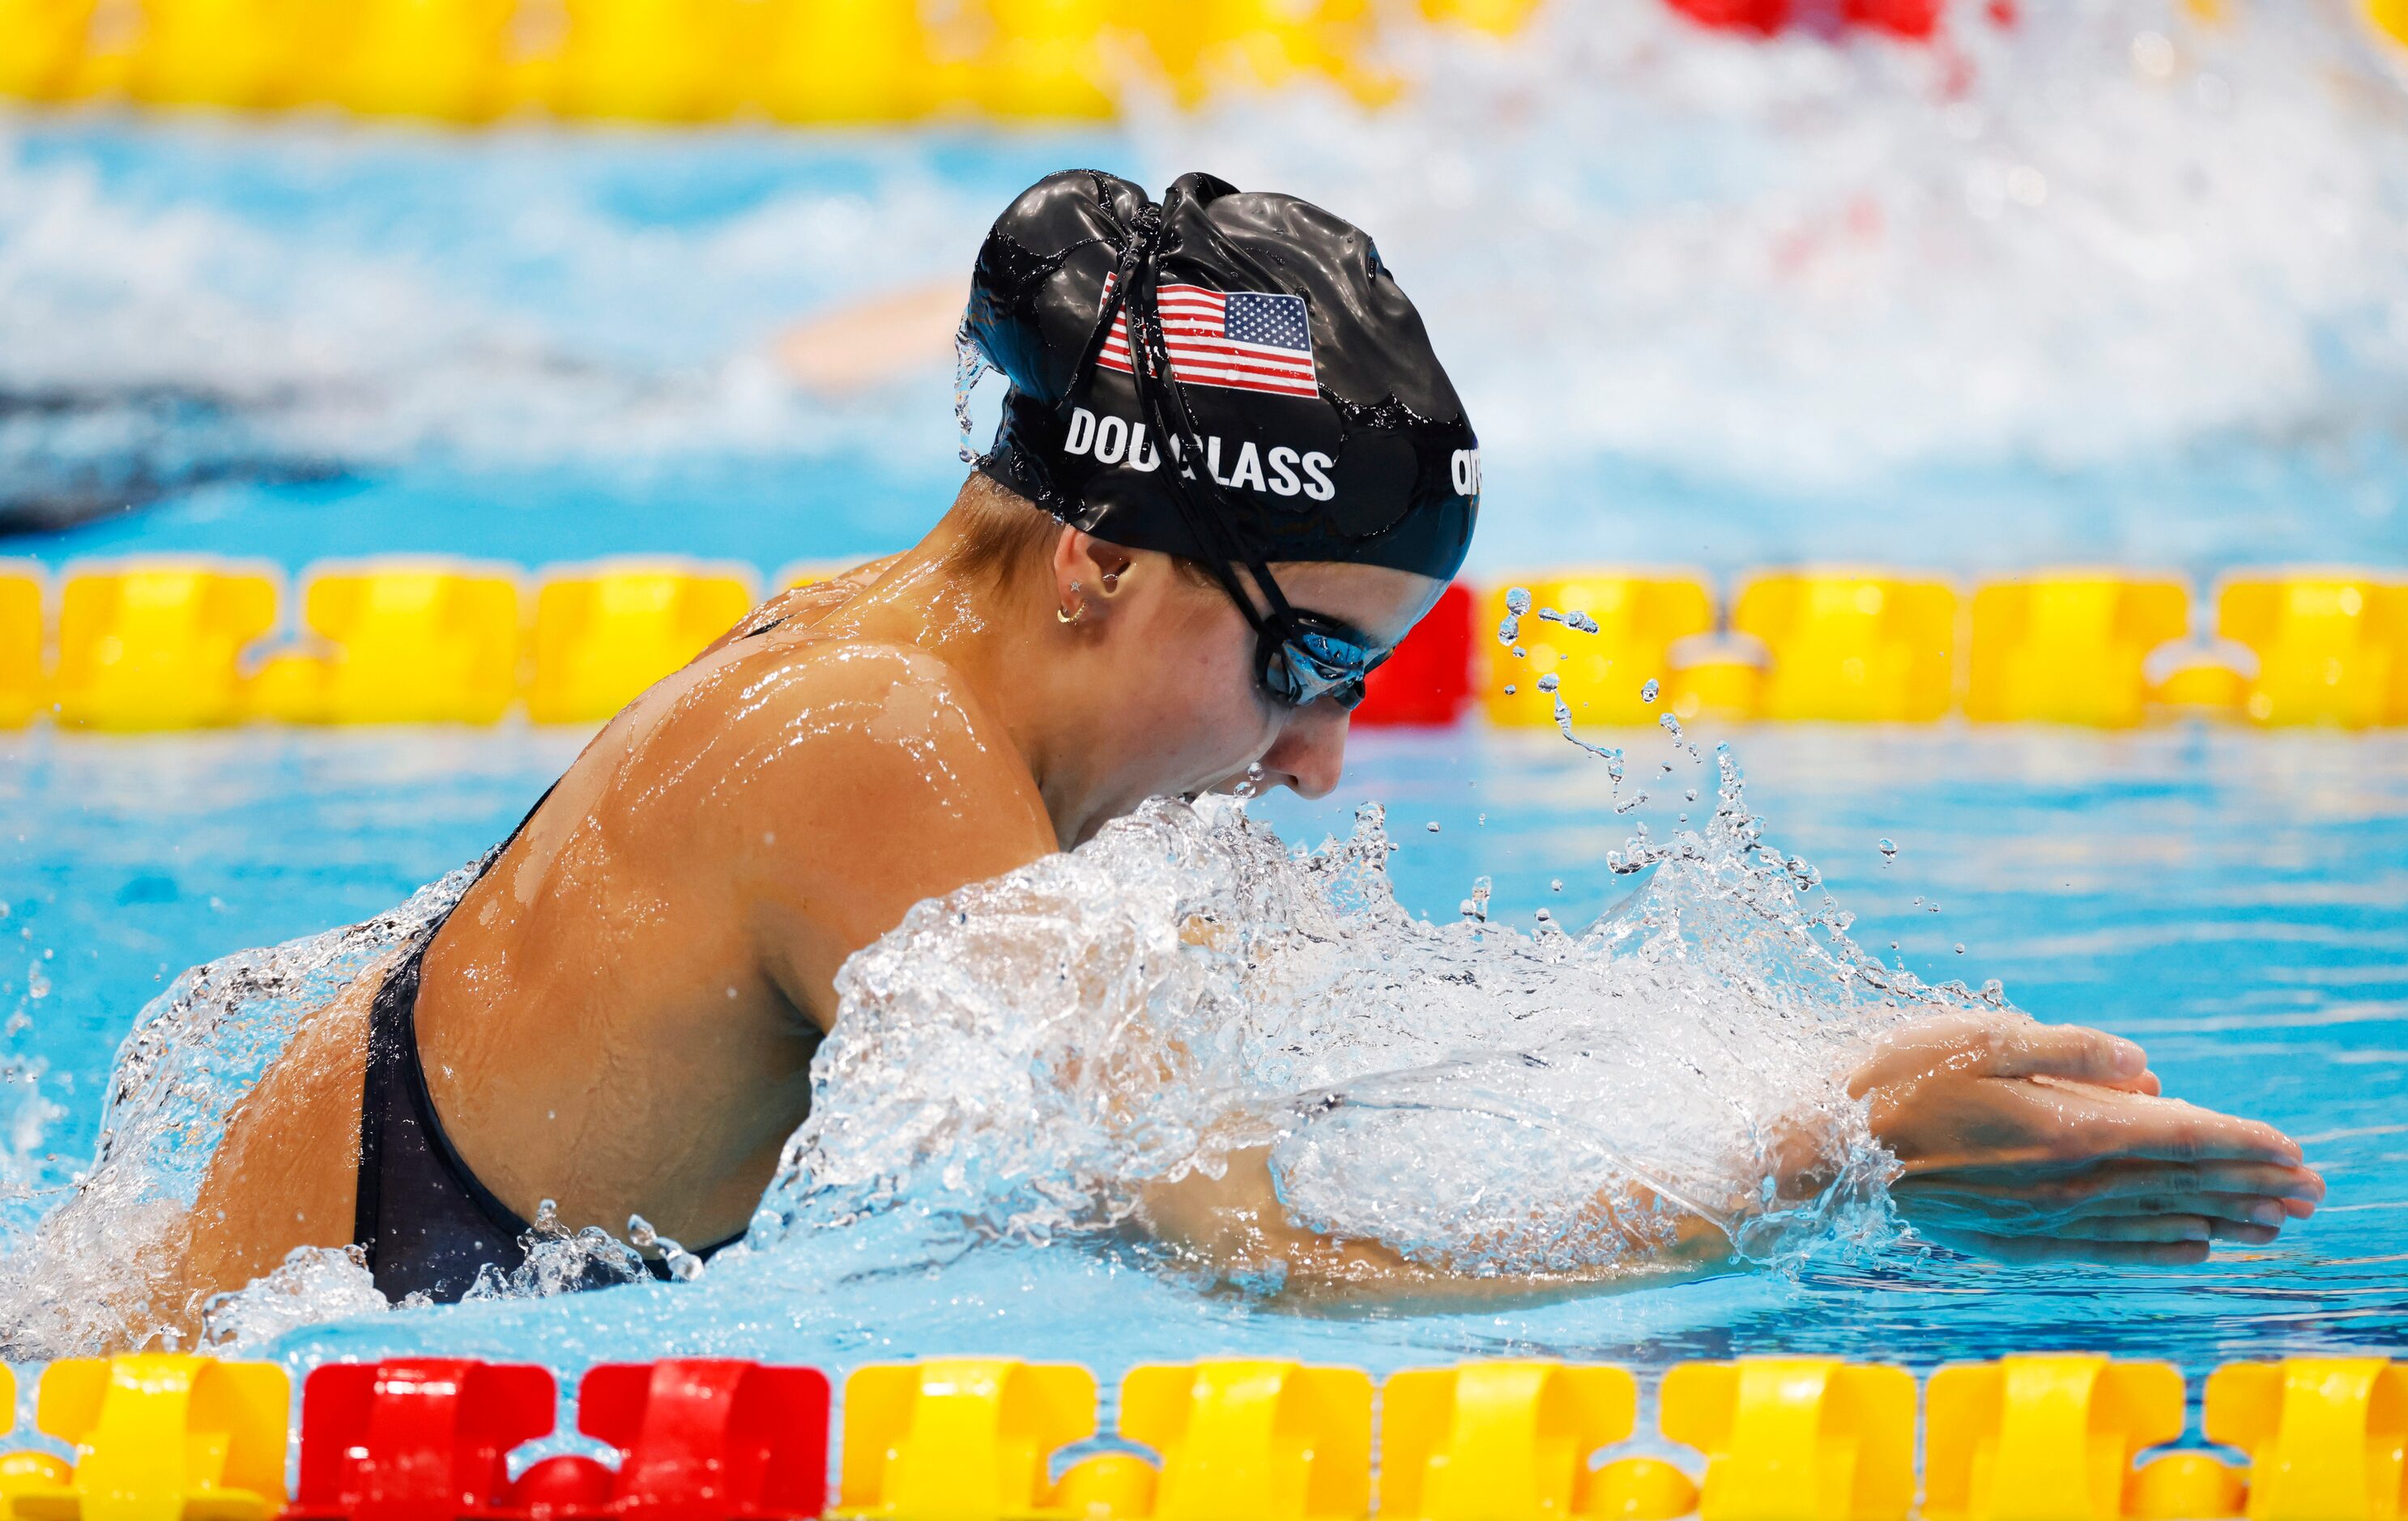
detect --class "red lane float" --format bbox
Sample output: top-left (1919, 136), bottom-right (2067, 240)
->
top-left (511, 1361), bottom-right (831, 1521)
top-left (292, 1359), bottom-right (559, 1520)
top-left (288, 1359), bottom-right (829, 1521)
top-left (1353, 581), bottom-right (1475, 727)
top-left (1660, 0), bottom-right (1955, 42)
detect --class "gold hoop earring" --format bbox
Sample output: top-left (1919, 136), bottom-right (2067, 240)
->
top-left (1058, 581), bottom-right (1085, 624)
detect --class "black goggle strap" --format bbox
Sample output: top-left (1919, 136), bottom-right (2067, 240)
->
top-left (1106, 215), bottom-right (1311, 664)
top-left (1065, 207), bottom-right (1257, 627)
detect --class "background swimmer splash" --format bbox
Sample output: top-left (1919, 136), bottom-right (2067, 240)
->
top-left (3, 169), bottom-right (2321, 1355)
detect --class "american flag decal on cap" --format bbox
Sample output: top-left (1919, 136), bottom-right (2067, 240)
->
top-left (1097, 280), bottom-right (1319, 399)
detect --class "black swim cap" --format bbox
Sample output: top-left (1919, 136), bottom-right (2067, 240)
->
top-left (963, 170), bottom-right (1480, 588)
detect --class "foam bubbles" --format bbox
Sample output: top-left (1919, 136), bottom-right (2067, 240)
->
top-left (756, 750), bottom-right (1963, 1288)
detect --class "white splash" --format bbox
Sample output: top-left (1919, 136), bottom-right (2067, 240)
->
top-left (757, 748), bottom-right (1954, 1287)
top-left (0, 867), bottom-right (473, 1357)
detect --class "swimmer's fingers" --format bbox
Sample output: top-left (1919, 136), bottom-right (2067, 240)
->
top-left (1958, 1159), bottom-right (2322, 1213)
top-left (1984, 1021), bottom-right (2154, 1091)
top-left (1929, 1228), bottom-right (2214, 1268)
top-left (1852, 1015), bottom-right (2155, 1097)
top-left (2061, 1096), bottom-right (2307, 1169)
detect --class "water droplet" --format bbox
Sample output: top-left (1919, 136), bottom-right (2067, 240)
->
top-left (1550, 878), bottom-right (1564, 893)
top-left (1536, 673), bottom-right (1560, 692)
top-left (1659, 713), bottom-right (1682, 737)
top-left (1503, 684), bottom-right (1518, 696)
top-left (1536, 606), bottom-right (1564, 624)
top-left (1460, 876), bottom-right (1493, 922)
top-left (1640, 678), bottom-right (1660, 704)
top-left (1928, 902), bottom-right (1941, 913)
top-left (1877, 837), bottom-right (1897, 862)
top-left (1505, 587), bottom-right (1532, 615)
top-left (953, 321), bottom-right (994, 463)
top-left (1477, 813), bottom-right (1485, 825)
top-left (1513, 645), bottom-right (1528, 659)
top-left (1954, 943), bottom-right (1967, 955)
top-left (1535, 908), bottom-right (1553, 922)
top-left (1566, 611), bottom-right (1600, 635)
top-left (1685, 788), bottom-right (1698, 803)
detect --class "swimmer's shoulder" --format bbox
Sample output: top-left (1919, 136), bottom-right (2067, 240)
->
top-left (697, 554), bottom-right (902, 657)
top-left (660, 634), bottom-right (1055, 856)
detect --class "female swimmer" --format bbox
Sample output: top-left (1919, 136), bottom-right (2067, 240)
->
top-left (173, 170), bottom-right (2320, 1324)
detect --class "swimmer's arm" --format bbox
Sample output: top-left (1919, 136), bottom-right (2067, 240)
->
top-left (775, 280), bottom-right (965, 395)
top-left (706, 641), bottom-right (1059, 1034)
top-left (1134, 1147), bottom-right (1741, 1308)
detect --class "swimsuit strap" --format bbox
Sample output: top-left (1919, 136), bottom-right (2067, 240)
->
top-left (353, 782), bottom-right (743, 1302)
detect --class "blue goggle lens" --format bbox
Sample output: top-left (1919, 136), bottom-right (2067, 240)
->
top-left (1260, 620), bottom-right (1392, 709)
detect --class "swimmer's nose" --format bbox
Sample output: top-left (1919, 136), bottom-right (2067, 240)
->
top-left (1260, 701), bottom-right (1349, 799)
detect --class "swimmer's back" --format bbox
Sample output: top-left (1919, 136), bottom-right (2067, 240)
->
top-left (413, 608), bottom-right (1056, 1247)
top-left (184, 587), bottom-right (1055, 1306)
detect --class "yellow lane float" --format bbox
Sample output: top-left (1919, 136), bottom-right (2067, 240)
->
top-left (832, 1358), bottom-right (1097, 1519)
top-left (1114, 1360), bottom-right (1373, 1520)
top-left (2205, 1357), bottom-right (2408, 1521)
top-left (1732, 570), bottom-right (1958, 723)
top-left (13, 555), bottom-right (2408, 731)
top-left (330, 0), bottom-right (518, 121)
top-left (1663, 631), bottom-right (1770, 723)
top-left (1924, 1354), bottom-right (2189, 1521)
top-left (0, 565), bottom-right (43, 728)
top-left (978, 0), bottom-right (1119, 120)
top-left (122, 0), bottom-right (316, 110)
top-left (1382, 1360), bottom-right (1695, 1520)
top-left (526, 559), bottom-right (756, 726)
top-left (1484, 572), bottom-right (1715, 728)
top-left (2218, 570), bottom-right (2408, 728)
top-left (759, 0), bottom-right (939, 123)
top-left (1660, 1358), bottom-right (1916, 1521)
top-left (54, 559), bottom-right (279, 731)
top-left (13, 1353), bottom-right (288, 1521)
top-left (0, 0), bottom-right (97, 100)
top-left (549, 0), bottom-right (753, 122)
top-left (1966, 572), bottom-right (2191, 728)
top-left (252, 559), bottom-right (522, 725)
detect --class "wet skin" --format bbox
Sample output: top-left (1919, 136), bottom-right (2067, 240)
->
top-left (177, 479), bottom-right (2322, 1324)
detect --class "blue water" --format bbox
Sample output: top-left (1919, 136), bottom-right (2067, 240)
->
top-left (5, 723), bottom-right (2402, 1388)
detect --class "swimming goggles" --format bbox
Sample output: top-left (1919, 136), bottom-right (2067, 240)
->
top-left (1258, 610), bottom-right (1392, 710)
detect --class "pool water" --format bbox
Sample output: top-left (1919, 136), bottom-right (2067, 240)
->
top-left (4, 722), bottom-right (2402, 1389)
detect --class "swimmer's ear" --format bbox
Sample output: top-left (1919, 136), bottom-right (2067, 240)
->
top-left (1051, 530), bottom-right (1136, 624)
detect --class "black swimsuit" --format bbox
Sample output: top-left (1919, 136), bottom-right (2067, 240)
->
top-left (352, 794), bottom-right (748, 1302)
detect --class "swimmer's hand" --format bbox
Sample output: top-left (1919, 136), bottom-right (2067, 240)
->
top-left (1852, 1013), bottom-right (2324, 1266)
